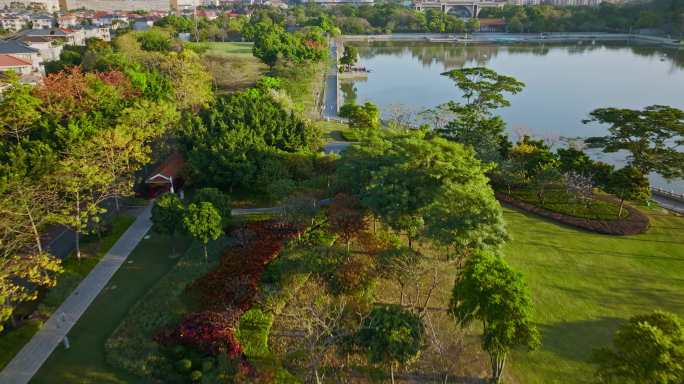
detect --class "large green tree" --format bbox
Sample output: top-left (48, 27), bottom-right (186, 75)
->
top-left (584, 105), bottom-right (684, 179)
top-left (355, 305), bottom-right (425, 384)
top-left (151, 193), bottom-right (186, 255)
top-left (337, 130), bottom-right (507, 253)
top-left (592, 311), bottom-right (684, 384)
top-left (450, 251), bottom-right (540, 383)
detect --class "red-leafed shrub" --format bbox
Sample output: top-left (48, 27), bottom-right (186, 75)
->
top-left (157, 311), bottom-right (242, 356)
top-left (190, 221), bottom-right (301, 312)
top-left (157, 221), bottom-right (301, 366)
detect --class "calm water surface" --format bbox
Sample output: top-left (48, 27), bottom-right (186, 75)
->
top-left (341, 41), bottom-right (684, 192)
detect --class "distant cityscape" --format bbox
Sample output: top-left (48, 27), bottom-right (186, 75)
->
top-left (0, 0), bottom-right (615, 12)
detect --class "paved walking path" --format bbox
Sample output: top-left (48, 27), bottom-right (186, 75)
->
top-left (0, 204), bottom-right (153, 384)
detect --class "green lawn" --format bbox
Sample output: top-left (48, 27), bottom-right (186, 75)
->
top-left (186, 41), bottom-right (255, 56)
top-left (31, 232), bottom-right (192, 384)
top-left (504, 206), bottom-right (684, 384)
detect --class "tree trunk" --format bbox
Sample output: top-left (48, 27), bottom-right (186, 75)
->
top-left (114, 195), bottom-right (120, 211)
top-left (203, 244), bottom-right (208, 263)
top-left (25, 204), bottom-right (42, 253)
top-left (390, 363), bottom-right (395, 384)
top-left (490, 352), bottom-right (507, 384)
top-left (75, 230), bottom-right (81, 260)
top-left (618, 198), bottom-right (625, 219)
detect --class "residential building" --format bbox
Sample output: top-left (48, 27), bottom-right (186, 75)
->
top-left (57, 13), bottom-right (79, 27)
top-left (0, 40), bottom-right (41, 71)
top-left (30, 14), bottom-right (54, 28)
top-left (82, 25), bottom-right (109, 41)
top-left (0, 15), bottom-right (27, 32)
top-left (0, 53), bottom-right (33, 75)
top-left (62, 0), bottom-right (172, 11)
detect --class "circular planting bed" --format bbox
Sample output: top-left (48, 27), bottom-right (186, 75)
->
top-left (496, 193), bottom-right (650, 235)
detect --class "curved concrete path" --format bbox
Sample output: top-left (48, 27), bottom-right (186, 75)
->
top-left (0, 204), bottom-right (153, 384)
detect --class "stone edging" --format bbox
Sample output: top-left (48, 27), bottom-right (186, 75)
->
top-left (496, 193), bottom-right (650, 236)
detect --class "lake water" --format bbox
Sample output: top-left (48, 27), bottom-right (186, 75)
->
top-left (340, 41), bottom-right (684, 192)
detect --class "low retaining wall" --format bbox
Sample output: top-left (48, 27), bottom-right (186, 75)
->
top-left (496, 193), bottom-right (650, 236)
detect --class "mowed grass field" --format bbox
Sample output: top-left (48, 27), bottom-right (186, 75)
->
top-left (503, 206), bottom-right (684, 383)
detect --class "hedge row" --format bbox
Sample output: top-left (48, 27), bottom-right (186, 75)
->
top-left (496, 193), bottom-right (650, 235)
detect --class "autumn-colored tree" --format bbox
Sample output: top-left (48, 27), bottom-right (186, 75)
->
top-left (327, 193), bottom-right (366, 253)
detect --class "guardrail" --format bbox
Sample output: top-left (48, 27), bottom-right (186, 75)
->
top-left (651, 187), bottom-right (684, 203)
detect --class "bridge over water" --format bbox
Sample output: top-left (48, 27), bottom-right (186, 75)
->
top-left (414, 0), bottom-right (505, 17)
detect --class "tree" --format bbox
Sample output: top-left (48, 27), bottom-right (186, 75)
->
top-left (450, 251), bottom-right (540, 383)
top-left (584, 105), bottom-right (684, 179)
top-left (336, 130), bottom-right (507, 253)
top-left (465, 18), bottom-right (480, 33)
top-left (339, 45), bottom-right (359, 71)
top-left (441, 67), bottom-right (525, 112)
top-left (183, 202), bottom-right (223, 262)
top-left (604, 166), bottom-right (650, 218)
top-left (348, 101), bottom-right (381, 132)
top-left (50, 146), bottom-right (113, 260)
top-left (592, 311), bottom-right (684, 384)
top-left (0, 252), bottom-right (62, 331)
top-left (531, 163), bottom-right (562, 207)
top-left (151, 193), bottom-right (186, 255)
top-left (191, 187), bottom-right (232, 226)
top-left (355, 305), bottom-right (425, 384)
top-left (327, 193), bottom-right (366, 253)
top-left (0, 72), bottom-right (41, 142)
top-left (439, 68), bottom-right (524, 163)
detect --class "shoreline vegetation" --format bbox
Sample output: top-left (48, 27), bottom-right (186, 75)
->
top-left (339, 32), bottom-right (683, 48)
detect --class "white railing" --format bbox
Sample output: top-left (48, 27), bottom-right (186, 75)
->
top-left (651, 187), bottom-right (684, 202)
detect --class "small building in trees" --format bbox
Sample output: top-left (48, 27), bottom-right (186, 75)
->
top-left (145, 153), bottom-right (185, 197)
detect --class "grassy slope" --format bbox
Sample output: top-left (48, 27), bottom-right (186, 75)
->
top-left (503, 206), bottom-right (684, 384)
top-left (189, 42), bottom-right (267, 92)
top-left (31, 233), bottom-right (189, 384)
top-left (0, 215), bottom-right (135, 371)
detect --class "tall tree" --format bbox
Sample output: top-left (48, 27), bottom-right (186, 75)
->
top-left (592, 311), bottom-right (684, 384)
top-left (584, 105), bottom-right (684, 179)
top-left (191, 188), bottom-right (232, 226)
top-left (450, 251), bottom-right (540, 383)
top-left (49, 146), bottom-right (113, 260)
top-left (604, 166), bottom-right (651, 218)
top-left (439, 67), bottom-right (524, 163)
top-left (355, 305), bottom-right (425, 384)
top-left (183, 202), bottom-right (223, 263)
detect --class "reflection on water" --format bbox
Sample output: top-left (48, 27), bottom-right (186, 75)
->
top-left (341, 41), bottom-right (684, 192)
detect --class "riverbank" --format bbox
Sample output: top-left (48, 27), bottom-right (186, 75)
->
top-left (340, 32), bottom-right (683, 48)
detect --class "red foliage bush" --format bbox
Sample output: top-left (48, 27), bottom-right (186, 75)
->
top-left (190, 221), bottom-right (301, 312)
top-left (156, 310), bottom-right (242, 356)
top-left (157, 221), bottom-right (301, 364)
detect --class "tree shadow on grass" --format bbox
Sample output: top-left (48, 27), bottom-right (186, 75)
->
top-left (538, 317), bottom-right (623, 363)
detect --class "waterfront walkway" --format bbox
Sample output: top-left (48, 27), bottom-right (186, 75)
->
top-left (0, 204), bottom-right (153, 384)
